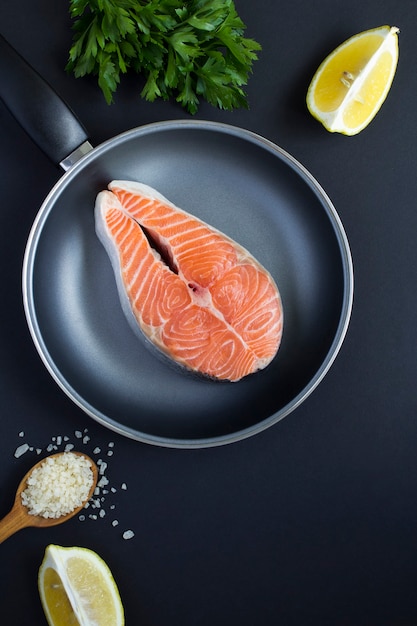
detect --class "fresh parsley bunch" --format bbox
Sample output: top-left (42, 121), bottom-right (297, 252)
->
top-left (66, 0), bottom-right (261, 114)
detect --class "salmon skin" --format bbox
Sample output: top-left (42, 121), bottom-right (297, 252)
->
top-left (95, 181), bottom-right (283, 382)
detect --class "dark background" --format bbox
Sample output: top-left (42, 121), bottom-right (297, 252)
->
top-left (1, 1), bottom-right (417, 624)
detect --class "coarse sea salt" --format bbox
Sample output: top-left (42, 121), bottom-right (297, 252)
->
top-left (123, 530), bottom-right (135, 540)
top-left (13, 428), bottom-right (133, 538)
top-left (20, 452), bottom-right (94, 519)
top-left (14, 443), bottom-right (30, 458)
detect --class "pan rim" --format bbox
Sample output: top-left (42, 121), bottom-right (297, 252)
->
top-left (22, 119), bottom-right (354, 448)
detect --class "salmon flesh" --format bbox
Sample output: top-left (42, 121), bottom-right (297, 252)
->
top-left (95, 181), bottom-right (283, 382)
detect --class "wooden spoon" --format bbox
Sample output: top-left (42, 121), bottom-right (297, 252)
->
top-left (0, 451), bottom-right (98, 544)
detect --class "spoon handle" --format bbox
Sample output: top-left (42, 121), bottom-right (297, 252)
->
top-left (0, 504), bottom-right (29, 544)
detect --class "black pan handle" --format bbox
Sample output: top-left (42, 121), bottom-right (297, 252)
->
top-left (0, 34), bottom-right (90, 167)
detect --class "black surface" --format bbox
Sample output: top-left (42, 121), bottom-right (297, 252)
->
top-left (1, 1), bottom-right (417, 624)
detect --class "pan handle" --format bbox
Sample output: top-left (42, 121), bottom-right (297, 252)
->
top-left (0, 34), bottom-right (91, 168)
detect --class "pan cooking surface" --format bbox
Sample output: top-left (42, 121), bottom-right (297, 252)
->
top-left (23, 121), bottom-right (353, 447)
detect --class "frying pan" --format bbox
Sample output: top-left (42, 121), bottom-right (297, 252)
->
top-left (0, 35), bottom-right (353, 448)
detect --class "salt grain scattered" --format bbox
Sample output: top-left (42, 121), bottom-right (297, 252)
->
top-left (123, 530), bottom-right (135, 540)
top-left (112, 520), bottom-right (119, 527)
top-left (14, 443), bottom-right (30, 458)
top-left (121, 483), bottom-right (127, 490)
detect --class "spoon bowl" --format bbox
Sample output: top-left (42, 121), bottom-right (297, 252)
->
top-left (0, 451), bottom-right (98, 543)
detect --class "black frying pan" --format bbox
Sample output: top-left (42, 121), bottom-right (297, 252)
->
top-left (0, 35), bottom-right (353, 448)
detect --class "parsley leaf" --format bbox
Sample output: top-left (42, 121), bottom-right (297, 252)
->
top-left (66, 0), bottom-right (261, 113)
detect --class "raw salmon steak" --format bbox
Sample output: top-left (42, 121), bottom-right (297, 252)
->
top-left (95, 181), bottom-right (283, 382)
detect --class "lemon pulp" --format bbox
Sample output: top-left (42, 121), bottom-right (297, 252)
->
top-left (42, 568), bottom-right (81, 626)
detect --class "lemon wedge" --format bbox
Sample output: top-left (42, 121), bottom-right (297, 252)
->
top-left (306, 25), bottom-right (399, 135)
top-left (38, 544), bottom-right (125, 626)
